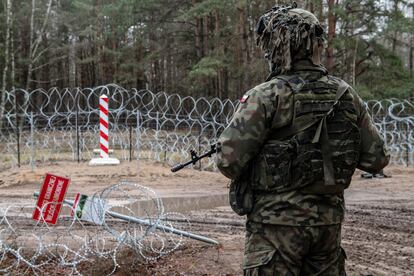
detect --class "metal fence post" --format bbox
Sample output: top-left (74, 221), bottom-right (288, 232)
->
top-left (129, 123), bottom-right (132, 162)
top-left (16, 114), bottom-right (20, 168)
top-left (156, 111), bottom-right (160, 161)
top-left (30, 112), bottom-right (35, 171)
top-left (198, 126), bottom-right (202, 170)
top-left (136, 110), bottom-right (141, 174)
top-left (14, 91), bottom-right (21, 168)
top-left (406, 122), bottom-right (410, 167)
top-left (76, 92), bottom-right (80, 163)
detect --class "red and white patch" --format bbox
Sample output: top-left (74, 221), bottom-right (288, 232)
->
top-left (240, 94), bottom-right (249, 103)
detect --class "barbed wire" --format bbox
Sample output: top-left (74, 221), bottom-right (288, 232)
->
top-left (0, 84), bottom-right (413, 170)
top-left (0, 181), bottom-right (193, 275)
top-left (0, 85), bottom-right (413, 273)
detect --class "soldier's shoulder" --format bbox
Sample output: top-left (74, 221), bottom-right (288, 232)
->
top-left (325, 75), bottom-right (367, 116)
top-left (325, 74), bottom-right (342, 83)
top-left (325, 75), bottom-right (357, 92)
top-left (250, 75), bottom-right (295, 97)
top-left (326, 75), bottom-right (362, 98)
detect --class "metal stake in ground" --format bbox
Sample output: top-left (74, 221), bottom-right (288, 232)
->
top-left (33, 192), bottom-right (220, 245)
top-left (30, 111), bottom-right (35, 171)
top-left (76, 91), bottom-right (80, 163)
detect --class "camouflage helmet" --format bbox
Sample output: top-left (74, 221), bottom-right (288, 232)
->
top-left (256, 2), bottom-right (325, 73)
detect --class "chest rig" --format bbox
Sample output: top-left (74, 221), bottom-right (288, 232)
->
top-left (252, 76), bottom-right (361, 195)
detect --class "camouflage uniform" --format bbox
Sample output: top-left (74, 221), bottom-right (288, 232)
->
top-left (216, 5), bottom-right (389, 276)
top-left (244, 222), bottom-right (345, 276)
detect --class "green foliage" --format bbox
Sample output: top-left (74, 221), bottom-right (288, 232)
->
top-left (189, 56), bottom-right (225, 79)
top-left (356, 78), bottom-right (414, 100)
top-left (330, 0), bottom-right (414, 100)
top-left (355, 41), bottom-right (414, 99)
top-left (0, 0), bottom-right (413, 100)
top-left (179, 0), bottom-right (230, 19)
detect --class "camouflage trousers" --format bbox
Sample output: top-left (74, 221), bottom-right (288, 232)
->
top-left (243, 221), bottom-right (346, 276)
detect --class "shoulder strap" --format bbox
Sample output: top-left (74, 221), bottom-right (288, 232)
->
top-left (312, 79), bottom-right (350, 186)
top-left (312, 80), bottom-right (349, 143)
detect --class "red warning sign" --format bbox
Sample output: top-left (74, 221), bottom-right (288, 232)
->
top-left (32, 173), bottom-right (70, 225)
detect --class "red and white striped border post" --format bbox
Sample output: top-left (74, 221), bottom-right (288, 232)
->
top-left (99, 95), bottom-right (109, 158)
top-left (89, 94), bottom-right (119, 165)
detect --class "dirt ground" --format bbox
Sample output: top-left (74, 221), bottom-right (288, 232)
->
top-left (0, 161), bottom-right (413, 275)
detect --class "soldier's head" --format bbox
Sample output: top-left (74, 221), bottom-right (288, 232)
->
top-left (256, 3), bottom-right (325, 73)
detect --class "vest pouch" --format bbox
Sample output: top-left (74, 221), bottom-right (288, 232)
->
top-left (252, 141), bottom-right (294, 192)
top-left (229, 173), bottom-right (253, 216)
top-left (301, 114), bottom-right (360, 195)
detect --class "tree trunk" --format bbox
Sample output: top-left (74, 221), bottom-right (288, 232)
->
top-left (193, 0), bottom-right (202, 59)
top-left (26, 0), bottom-right (53, 90)
top-left (10, 15), bottom-right (15, 91)
top-left (326, 0), bottom-right (336, 72)
top-left (410, 5), bottom-right (414, 78)
top-left (40, 33), bottom-right (50, 89)
top-left (214, 10), bottom-right (223, 98)
top-left (26, 0), bottom-right (36, 90)
top-left (203, 15), bottom-right (209, 56)
top-left (317, 0), bottom-right (324, 23)
top-left (167, 37), bottom-right (173, 91)
top-left (308, 0), bottom-right (315, 13)
top-left (351, 38), bottom-right (359, 86)
top-left (239, 7), bottom-right (249, 63)
top-left (112, 36), bottom-right (118, 83)
top-left (391, 0), bottom-right (400, 54)
top-left (410, 45), bottom-right (413, 78)
top-left (1, 0), bottom-right (11, 91)
top-left (69, 37), bottom-right (77, 88)
top-left (0, 0), bottom-right (12, 129)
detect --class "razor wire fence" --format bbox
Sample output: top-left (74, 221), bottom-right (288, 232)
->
top-left (0, 84), bottom-right (413, 170)
top-left (0, 181), bottom-right (198, 274)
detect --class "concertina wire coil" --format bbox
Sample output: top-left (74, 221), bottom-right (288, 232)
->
top-left (0, 84), bottom-right (413, 170)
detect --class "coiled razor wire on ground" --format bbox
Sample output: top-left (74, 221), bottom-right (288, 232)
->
top-left (0, 84), bottom-right (413, 170)
top-left (0, 181), bottom-right (192, 274)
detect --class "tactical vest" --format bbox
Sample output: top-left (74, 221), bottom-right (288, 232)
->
top-left (251, 76), bottom-right (361, 195)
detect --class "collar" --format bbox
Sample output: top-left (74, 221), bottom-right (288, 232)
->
top-left (290, 59), bottom-right (328, 78)
top-left (266, 59), bottom-right (328, 82)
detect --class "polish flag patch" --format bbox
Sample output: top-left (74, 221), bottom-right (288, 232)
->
top-left (240, 94), bottom-right (249, 103)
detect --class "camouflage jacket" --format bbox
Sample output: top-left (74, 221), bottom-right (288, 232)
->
top-left (217, 61), bottom-right (390, 226)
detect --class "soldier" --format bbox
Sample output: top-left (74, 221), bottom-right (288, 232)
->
top-left (216, 3), bottom-right (389, 276)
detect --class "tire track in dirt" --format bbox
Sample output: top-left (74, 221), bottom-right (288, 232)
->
top-left (343, 201), bottom-right (414, 276)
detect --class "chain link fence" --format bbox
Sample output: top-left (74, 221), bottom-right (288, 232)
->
top-left (0, 84), bottom-right (413, 171)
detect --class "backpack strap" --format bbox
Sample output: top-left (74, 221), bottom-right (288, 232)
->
top-left (311, 80), bottom-right (350, 186)
top-left (312, 80), bottom-right (350, 143)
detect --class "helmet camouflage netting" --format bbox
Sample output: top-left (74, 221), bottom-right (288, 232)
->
top-left (256, 2), bottom-right (325, 72)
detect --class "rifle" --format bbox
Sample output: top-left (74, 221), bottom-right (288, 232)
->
top-left (171, 144), bottom-right (218, 172)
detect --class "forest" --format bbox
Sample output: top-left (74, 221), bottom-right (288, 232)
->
top-left (0, 0), bottom-right (413, 100)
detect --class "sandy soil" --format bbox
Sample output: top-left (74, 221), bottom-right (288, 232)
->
top-left (0, 161), bottom-right (413, 275)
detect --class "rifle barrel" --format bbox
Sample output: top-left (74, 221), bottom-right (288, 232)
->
top-left (170, 147), bottom-right (217, 173)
